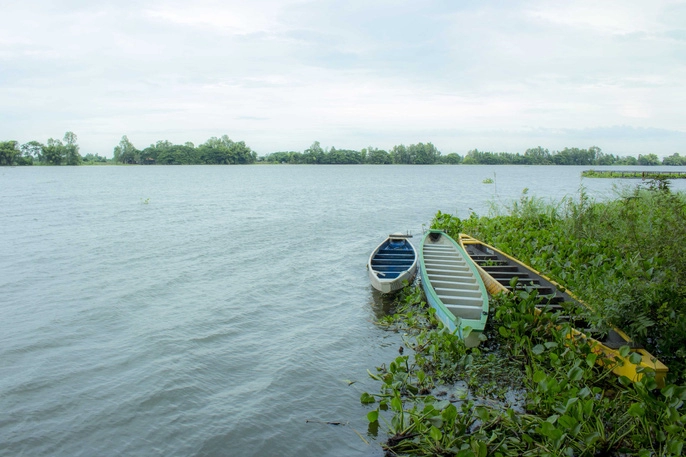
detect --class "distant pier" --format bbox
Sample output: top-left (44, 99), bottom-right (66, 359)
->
top-left (582, 170), bottom-right (686, 179)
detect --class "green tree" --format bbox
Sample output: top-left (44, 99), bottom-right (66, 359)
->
top-left (63, 131), bottom-right (82, 165)
top-left (83, 153), bottom-right (107, 163)
top-left (303, 141), bottom-right (324, 164)
top-left (0, 141), bottom-right (21, 165)
top-left (199, 136), bottom-right (233, 164)
top-left (462, 149), bottom-right (483, 164)
top-left (638, 153), bottom-right (660, 166)
top-left (366, 147), bottom-right (392, 164)
top-left (616, 155), bottom-right (638, 165)
top-left (199, 135), bottom-right (255, 164)
top-left (663, 153), bottom-right (686, 166)
top-left (442, 152), bottom-right (462, 164)
top-left (21, 141), bottom-right (44, 163)
top-left (43, 138), bottom-right (65, 165)
top-left (410, 142), bottom-right (439, 164)
top-left (113, 135), bottom-right (139, 164)
top-left (390, 144), bottom-right (411, 164)
top-left (524, 146), bottom-right (551, 164)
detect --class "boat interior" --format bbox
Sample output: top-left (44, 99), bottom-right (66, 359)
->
top-left (371, 240), bottom-right (415, 279)
top-left (423, 241), bottom-right (484, 321)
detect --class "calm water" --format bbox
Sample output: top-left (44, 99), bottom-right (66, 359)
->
top-left (2, 165), bottom-right (685, 456)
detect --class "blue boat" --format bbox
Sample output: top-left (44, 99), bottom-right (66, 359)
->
top-left (419, 230), bottom-right (489, 347)
top-left (367, 234), bottom-right (418, 294)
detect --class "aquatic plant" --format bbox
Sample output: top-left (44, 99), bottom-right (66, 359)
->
top-left (433, 182), bottom-right (686, 384)
top-left (364, 286), bottom-right (686, 456)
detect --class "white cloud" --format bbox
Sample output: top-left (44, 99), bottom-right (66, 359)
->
top-left (0, 0), bottom-right (684, 156)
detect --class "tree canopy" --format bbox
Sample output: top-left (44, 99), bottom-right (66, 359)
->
top-left (1, 133), bottom-right (682, 167)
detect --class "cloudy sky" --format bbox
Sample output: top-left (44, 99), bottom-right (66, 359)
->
top-left (1, 0), bottom-right (685, 157)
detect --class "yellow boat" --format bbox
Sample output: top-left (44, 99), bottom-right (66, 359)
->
top-left (459, 234), bottom-right (668, 387)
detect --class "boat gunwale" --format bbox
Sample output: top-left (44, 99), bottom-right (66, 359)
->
top-left (458, 233), bottom-right (668, 386)
top-left (368, 236), bottom-right (418, 293)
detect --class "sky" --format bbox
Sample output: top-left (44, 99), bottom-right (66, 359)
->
top-left (1, 0), bottom-right (685, 158)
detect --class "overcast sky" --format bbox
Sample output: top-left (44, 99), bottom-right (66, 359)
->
top-left (1, 0), bottom-right (685, 157)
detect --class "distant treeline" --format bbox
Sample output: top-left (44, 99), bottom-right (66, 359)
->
top-left (2, 133), bottom-right (685, 167)
top-left (113, 135), bottom-right (257, 165)
top-left (260, 141), bottom-right (454, 164)
top-left (0, 133), bottom-right (257, 166)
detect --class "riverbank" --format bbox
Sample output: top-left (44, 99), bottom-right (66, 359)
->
top-left (365, 180), bottom-right (686, 456)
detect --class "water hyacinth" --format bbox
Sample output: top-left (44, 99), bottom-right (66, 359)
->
top-left (365, 181), bottom-right (686, 456)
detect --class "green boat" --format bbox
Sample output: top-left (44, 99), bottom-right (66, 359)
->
top-left (419, 230), bottom-right (489, 347)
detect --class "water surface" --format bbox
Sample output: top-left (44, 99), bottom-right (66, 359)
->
top-left (2, 165), bottom-right (684, 456)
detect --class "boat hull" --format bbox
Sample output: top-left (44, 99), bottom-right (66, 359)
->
top-left (368, 236), bottom-right (418, 294)
top-left (459, 234), bottom-right (668, 386)
top-left (419, 230), bottom-right (489, 347)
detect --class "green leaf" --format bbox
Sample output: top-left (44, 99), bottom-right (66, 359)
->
top-left (366, 410), bottom-right (379, 423)
top-left (629, 352), bottom-right (643, 365)
top-left (558, 414), bottom-right (577, 430)
top-left (567, 366), bottom-right (583, 381)
top-left (428, 415), bottom-right (443, 428)
top-left (360, 392), bottom-right (376, 404)
top-left (667, 440), bottom-right (684, 455)
top-left (584, 431), bottom-right (600, 446)
top-left (429, 425), bottom-right (443, 442)
top-left (628, 402), bottom-right (645, 418)
top-left (476, 441), bottom-right (488, 457)
top-left (578, 386), bottom-right (591, 399)
top-left (585, 353), bottom-right (597, 367)
top-left (533, 370), bottom-right (546, 383)
top-left (618, 345), bottom-right (631, 358)
top-left (661, 385), bottom-right (675, 399)
top-left (442, 404), bottom-right (458, 422)
top-left (391, 396), bottom-right (403, 412)
top-left (475, 406), bottom-right (490, 422)
top-left (618, 375), bottom-right (632, 386)
top-left (532, 344), bottom-right (545, 355)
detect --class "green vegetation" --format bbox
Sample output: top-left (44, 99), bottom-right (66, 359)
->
top-left (0, 132), bottom-right (80, 166)
top-left (261, 141), bottom-right (445, 164)
top-left (2, 133), bottom-right (684, 167)
top-left (114, 135), bottom-right (257, 165)
top-left (364, 180), bottom-right (686, 455)
top-left (364, 288), bottom-right (686, 456)
top-left (461, 146), bottom-right (640, 166)
top-left (583, 170), bottom-right (686, 179)
top-left (434, 180), bottom-right (686, 382)
top-left (0, 133), bottom-right (258, 166)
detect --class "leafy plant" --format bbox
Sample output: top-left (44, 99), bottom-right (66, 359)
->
top-left (364, 286), bottom-right (686, 456)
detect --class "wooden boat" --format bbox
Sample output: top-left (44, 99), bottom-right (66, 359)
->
top-left (367, 234), bottom-right (418, 294)
top-left (419, 230), bottom-right (489, 347)
top-left (458, 234), bottom-right (668, 387)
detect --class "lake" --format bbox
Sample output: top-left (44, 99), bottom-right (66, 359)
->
top-left (2, 165), bottom-right (685, 456)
